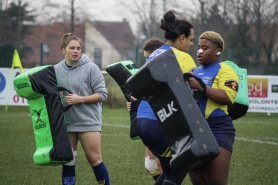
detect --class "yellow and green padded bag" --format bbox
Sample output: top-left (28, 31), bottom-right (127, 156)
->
top-left (223, 60), bottom-right (249, 120)
top-left (13, 65), bottom-right (73, 166)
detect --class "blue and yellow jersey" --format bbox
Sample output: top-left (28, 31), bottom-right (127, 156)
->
top-left (137, 44), bottom-right (197, 120)
top-left (171, 47), bottom-right (196, 73)
top-left (193, 62), bottom-right (239, 119)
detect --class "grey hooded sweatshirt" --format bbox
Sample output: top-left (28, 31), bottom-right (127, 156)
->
top-left (54, 54), bottom-right (107, 132)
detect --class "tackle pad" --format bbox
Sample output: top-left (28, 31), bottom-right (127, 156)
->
top-left (223, 60), bottom-right (249, 120)
top-left (126, 50), bottom-right (220, 173)
top-left (13, 65), bottom-right (73, 166)
top-left (106, 61), bottom-right (140, 140)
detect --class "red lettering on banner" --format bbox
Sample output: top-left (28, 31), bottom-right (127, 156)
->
top-left (13, 95), bottom-right (25, 103)
top-left (13, 95), bottom-right (19, 103)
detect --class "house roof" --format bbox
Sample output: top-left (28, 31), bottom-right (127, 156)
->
top-left (21, 21), bottom-right (136, 68)
top-left (22, 22), bottom-right (85, 67)
top-left (91, 21), bottom-right (136, 57)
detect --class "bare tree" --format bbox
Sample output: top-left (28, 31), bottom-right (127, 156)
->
top-left (226, 0), bottom-right (278, 74)
top-left (0, 0), bottom-right (35, 66)
top-left (189, 0), bottom-right (278, 74)
top-left (122, 0), bottom-right (188, 40)
top-left (34, 0), bottom-right (92, 26)
top-left (188, 0), bottom-right (230, 61)
top-left (70, 0), bottom-right (74, 33)
top-left (122, 0), bottom-right (163, 40)
top-left (250, 0), bottom-right (278, 74)
top-left (0, 0), bottom-right (9, 10)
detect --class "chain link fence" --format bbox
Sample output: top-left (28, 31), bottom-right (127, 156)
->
top-left (1, 42), bottom-right (277, 75)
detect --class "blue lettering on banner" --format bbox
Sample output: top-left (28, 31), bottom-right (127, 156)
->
top-left (0, 72), bottom-right (6, 93)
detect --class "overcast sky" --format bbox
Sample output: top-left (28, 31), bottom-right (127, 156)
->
top-left (28, 0), bottom-right (141, 33)
top-left (14, 0), bottom-right (197, 33)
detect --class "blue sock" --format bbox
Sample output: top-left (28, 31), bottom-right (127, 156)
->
top-left (92, 162), bottom-right (110, 185)
top-left (62, 165), bottom-right (76, 185)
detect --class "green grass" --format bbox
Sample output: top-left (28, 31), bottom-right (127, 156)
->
top-left (0, 106), bottom-right (277, 185)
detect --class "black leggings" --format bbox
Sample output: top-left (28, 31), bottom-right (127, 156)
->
top-left (154, 157), bottom-right (186, 185)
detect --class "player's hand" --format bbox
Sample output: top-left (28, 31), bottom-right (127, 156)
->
top-left (130, 96), bottom-right (137, 101)
top-left (126, 96), bottom-right (137, 111)
top-left (65, 94), bottom-right (81, 105)
top-left (126, 102), bottom-right (131, 111)
top-left (187, 77), bottom-right (204, 92)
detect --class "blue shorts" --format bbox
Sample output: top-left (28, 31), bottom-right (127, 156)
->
top-left (207, 116), bottom-right (235, 153)
top-left (137, 118), bottom-right (169, 157)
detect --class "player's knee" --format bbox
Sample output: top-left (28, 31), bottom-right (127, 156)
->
top-left (145, 156), bottom-right (159, 174)
top-left (64, 150), bottom-right (77, 166)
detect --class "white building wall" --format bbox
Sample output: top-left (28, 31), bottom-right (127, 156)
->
top-left (84, 21), bottom-right (123, 69)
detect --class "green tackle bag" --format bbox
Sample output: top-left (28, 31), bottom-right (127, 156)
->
top-left (13, 65), bottom-right (73, 166)
top-left (223, 60), bottom-right (249, 120)
top-left (106, 61), bottom-right (140, 140)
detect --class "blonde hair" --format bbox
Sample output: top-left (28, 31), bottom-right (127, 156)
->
top-left (60, 33), bottom-right (83, 50)
top-left (199, 31), bottom-right (224, 51)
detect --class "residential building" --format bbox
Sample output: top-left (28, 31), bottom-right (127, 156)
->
top-left (22, 20), bottom-right (136, 69)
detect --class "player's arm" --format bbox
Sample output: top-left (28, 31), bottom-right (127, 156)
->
top-left (205, 87), bottom-right (232, 105)
top-left (187, 65), bottom-right (238, 105)
top-left (206, 65), bottom-right (238, 105)
top-left (65, 75), bottom-right (107, 105)
top-left (187, 78), bottom-right (231, 105)
top-left (65, 93), bottom-right (102, 105)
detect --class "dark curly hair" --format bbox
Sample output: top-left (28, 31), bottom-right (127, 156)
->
top-left (160, 10), bottom-right (193, 42)
top-left (143, 38), bottom-right (164, 53)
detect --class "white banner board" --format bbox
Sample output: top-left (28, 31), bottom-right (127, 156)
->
top-left (0, 68), bottom-right (29, 106)
top-left (1, 68), bottom-right (278, 114)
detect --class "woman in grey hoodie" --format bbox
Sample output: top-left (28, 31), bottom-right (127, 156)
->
top-left (54, 33), bottom-right (110, 185)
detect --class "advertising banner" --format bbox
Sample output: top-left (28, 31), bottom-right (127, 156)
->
top-left (1, 68), bottom-right (278, 114)
top-left (0, 68), bottom-right (29, 106)
top-left (248, 75), bottom-right (278, 113)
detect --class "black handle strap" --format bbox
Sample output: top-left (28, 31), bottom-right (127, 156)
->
top-left (58, 87), bottom-right (73, 112)
top-left (183, 73), bottom-right (206, 99)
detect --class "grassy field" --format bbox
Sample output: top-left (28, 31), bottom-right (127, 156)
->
top-left (0, 106), bottom-right (277, 185)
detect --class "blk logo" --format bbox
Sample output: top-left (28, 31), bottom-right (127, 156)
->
top-left (157, 101), bottom-right (177, 122)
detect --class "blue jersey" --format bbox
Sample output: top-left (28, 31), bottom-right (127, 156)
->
top-left (193, 62), bottom-right (239, 119)
top-left (137, 44), bottom-right (196, 120)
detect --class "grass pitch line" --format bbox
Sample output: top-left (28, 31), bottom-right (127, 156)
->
top-left (103, 123), bottom-right (278, 146)
top-left (103, 123), bottom-right (130, 128)
top-left (102, 134), bottom-right (128, 137)
top-left (236, 137), bottom-right (278, 145)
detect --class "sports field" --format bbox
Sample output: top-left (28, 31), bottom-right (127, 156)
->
top-left (0, 106), bottom-right (277, 185)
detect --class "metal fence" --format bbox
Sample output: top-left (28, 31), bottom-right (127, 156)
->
top-left (1, 42), bottom-right (277, 75)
